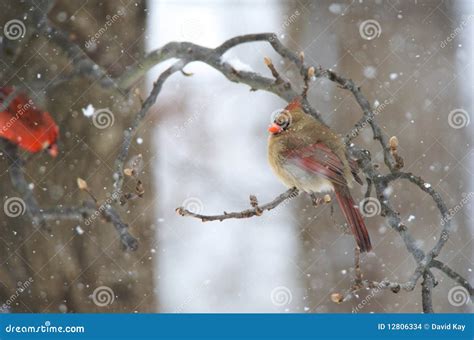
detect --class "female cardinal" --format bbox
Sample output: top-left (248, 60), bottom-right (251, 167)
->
top-left (0, 86), bottom-right (59, 157)
top-left (267, 99), bottom-right (372, 252)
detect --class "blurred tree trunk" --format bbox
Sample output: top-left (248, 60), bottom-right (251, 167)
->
top-left (0, 0), bottom-right (156, 312)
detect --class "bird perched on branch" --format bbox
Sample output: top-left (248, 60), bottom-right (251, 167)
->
top-left (267, 98), bottom-right (372, 252)
top-left (0, 86), bottom-right (59, 157)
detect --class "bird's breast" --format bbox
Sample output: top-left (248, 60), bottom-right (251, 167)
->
top-left (268, 151), bottom-right (334, 193)
top-left (281, 161), bottom-right (334, 193)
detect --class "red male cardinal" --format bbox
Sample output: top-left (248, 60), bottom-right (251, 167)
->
top-left (0, 86), bottom-right (59, 157)
top-left (267, 99), bottom-right (372, 252)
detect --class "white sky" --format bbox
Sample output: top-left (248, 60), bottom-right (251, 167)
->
top-left (147, 0), bottom-right (301, 312)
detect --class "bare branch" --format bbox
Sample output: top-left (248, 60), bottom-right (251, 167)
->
top-left (176, 187), bottom-right (299, 222)
top-left (112, 60), bottom-right (185, 198)
top-left (263, 56), bottom-right (288, 87)
top-left (38, 21), bottom-right (119, 90)
top-left (41, 202), bottom-right (138, 251)
top-left (1, 140), bottom-right (138, 251)
top-left (354, 247), bottom-right (363, 284)
top-left (422, 272), bottom-right (435, 313)
top-left (116, 33), bottom-right (322, 119)
top-left (431, 260), bottom-right (474, 295)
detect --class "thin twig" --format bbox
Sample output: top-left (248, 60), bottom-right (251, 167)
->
top-left (354, 247), bottom-right (363, 284)
top-left (1, 143), bottom-right (138, 250)
top-left (112, 60), bottom-right (185, 198)
top-left (431, 260), bottom-right (474, 295)
top-left (41, 202), bottom-right (138, 251)
top-left (176, 187), bottom-right (299, 222)
top-left (38, 21), bottom-right (119, 90)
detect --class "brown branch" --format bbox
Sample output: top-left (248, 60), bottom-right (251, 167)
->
top-left (176, 187), bottom-right (298, 222)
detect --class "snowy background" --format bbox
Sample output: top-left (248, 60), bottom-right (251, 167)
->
top-left (145, 0), bottom-right (473, 313)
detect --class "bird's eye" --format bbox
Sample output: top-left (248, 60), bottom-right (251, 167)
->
top-left (275, 112), bottom-right (291, 130)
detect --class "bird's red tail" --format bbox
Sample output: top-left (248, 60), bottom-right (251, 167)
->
top-left (334, 187), bottom-right (372, 252)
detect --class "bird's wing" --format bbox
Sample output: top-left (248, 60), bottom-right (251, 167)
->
top-left (284, 142), bottom-right (349, 187)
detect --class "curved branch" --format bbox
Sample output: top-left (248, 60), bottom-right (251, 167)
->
top-left (384, 171), bottom-right (451, 256)
top-left (116, 33), bottom-right (322, 119)
top-left (431, 260), bottom-right (474, 295)
top-left (112, 60), bottom-right (185, 198)
top-left (119, 34), bottom-right (279, 89)
top-left (38, 21), bottom-right (119, 90)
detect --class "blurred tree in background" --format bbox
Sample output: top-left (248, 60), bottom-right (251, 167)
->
top-left (0, 0), bottom-right (155, 312)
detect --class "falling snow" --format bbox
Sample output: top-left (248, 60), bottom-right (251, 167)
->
top-left (82, 104), bottom-right (95, 117)
top-left (363, 66), bottom-right (377, 79)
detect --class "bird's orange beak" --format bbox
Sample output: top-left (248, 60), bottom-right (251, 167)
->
top-left (268, 123), bottom-right (282, 134)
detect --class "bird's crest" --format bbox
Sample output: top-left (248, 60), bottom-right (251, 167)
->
top-left (285, 97), bottom-right (302, 111)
